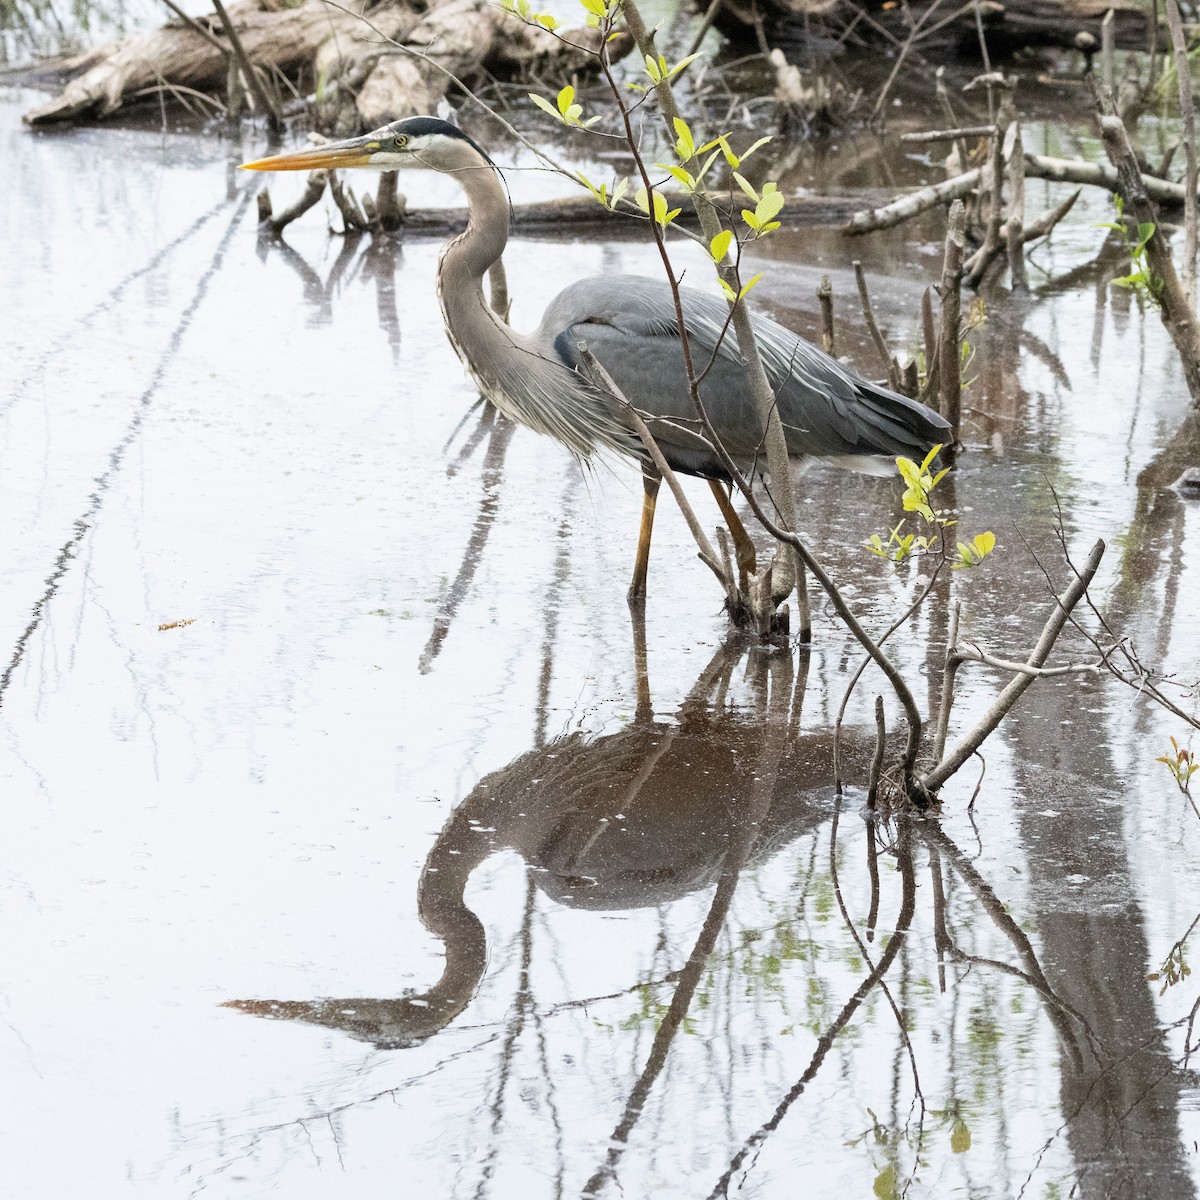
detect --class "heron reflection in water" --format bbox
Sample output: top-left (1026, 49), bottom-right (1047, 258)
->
top-left (227, 639), bottom-right (866, 1048)
top-left (242, 117), bottom-right (950, 601)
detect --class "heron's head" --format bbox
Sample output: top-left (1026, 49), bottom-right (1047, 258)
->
top-left (240, 115), bottom-right (492, 175)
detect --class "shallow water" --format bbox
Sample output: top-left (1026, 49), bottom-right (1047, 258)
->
top-left (3, 72), bottom-right (1200, 1200)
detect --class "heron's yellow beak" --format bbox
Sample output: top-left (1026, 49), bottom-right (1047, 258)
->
top-left (240, 136), bottom-right (376, 172)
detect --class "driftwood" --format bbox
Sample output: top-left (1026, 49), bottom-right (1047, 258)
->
top-left (843, 169), bottom-right (982, 235)
top-left (254, 181), bottom-right (903, 241)
top-left (845, 153), bottom-right (1191, 241)
top-left (23, 0), bottom-right (620, 129)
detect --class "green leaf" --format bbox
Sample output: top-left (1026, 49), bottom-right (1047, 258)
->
top-left (718, 278), bottom-right (737, 301)
top-left (739, 135), bottom-right (773, 162)
top-left (663, 165), bottom-right (696, 191)
top-left (710, 229), bottom-right (733, 262)
top-left (535, 12), bottom-right (557, 28)
top-left (973, 530), bottom-right (996, 557)
top-left (672, 116), bottom-right (695, 160)
top-left (556, 84), bottom-right (575, 115)
top-left (755, 189), bottom-right (785, 225)
top-left (666, 51), bottom-right (701, 78)
top-left (733, 172), bottom-right (758, 202)
top-left (741, 208), bottom-right (760, 231)
top-left (738, 273), bottom-right (763, 299)
top-left (529, 92), bottom-right (561, 121)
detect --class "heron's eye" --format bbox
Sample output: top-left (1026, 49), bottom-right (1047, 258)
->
top-left (394, 134), bottom-right (408, 149)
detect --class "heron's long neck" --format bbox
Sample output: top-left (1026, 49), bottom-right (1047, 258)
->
top-left (436, 147), bottom-right (513, 373)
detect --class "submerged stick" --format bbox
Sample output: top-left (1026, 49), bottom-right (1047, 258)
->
top-left (867, 695), bottom-right (886, 809)
top-left (938, 201), bottom-right (965, 450)
top-left (931, 600), bottom-right (961, 764)
top-left (328, 171), bottom-right (367, 232)
top-left (1006, 123), bottom-right (1028, 292)
top-left (965, 124), bottom-right (1007, 288)
top-left (853, 260), bottom-right (896, 387)
top-left (818, 275), bottom-right (835, 357)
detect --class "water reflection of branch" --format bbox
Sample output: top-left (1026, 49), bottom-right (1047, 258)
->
top-left (708, 820), bottom-right (917, 1200)
top-left (919, 821), bottom-right (1092, 1073)
top-left (258, 229), bottom-right (402, 356)
top-left (0, 193), bottom-right (254, 713)
top-left (418, 409), bottom-right (517, 674)
top-left (829, 803), bottom-right (926, 1160)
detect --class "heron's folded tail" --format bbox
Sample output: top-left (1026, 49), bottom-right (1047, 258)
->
top-left (850, 380), bottom-right (953, 458)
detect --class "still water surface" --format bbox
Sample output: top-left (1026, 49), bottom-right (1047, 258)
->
top-left (3, 78), bottom-right (1200, 1199)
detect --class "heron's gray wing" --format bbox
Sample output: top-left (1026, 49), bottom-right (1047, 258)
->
top-left (543, 274), bottom-right (949, 472)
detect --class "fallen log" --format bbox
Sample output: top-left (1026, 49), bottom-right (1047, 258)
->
top-left (1024, 152), bottom-right (1190, 206)
top-left (263, 184), bottom-right (903, 238)
top-left (23, 0), bottom-right (621, 129)
top-left (706, 0), bottom-right (1158, 57)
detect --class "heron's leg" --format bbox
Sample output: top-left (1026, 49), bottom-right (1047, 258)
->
top-left (707, 479), bottom-right (757, 589)
top-left (628, 464), bottom-right (662, 604)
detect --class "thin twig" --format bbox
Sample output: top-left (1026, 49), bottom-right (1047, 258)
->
top-left (156, 0), bottom-right (229, 57)
top-left (956, 642), bottom-right (1101, 676)
top-left (853, 260), bottom-right (896, 386)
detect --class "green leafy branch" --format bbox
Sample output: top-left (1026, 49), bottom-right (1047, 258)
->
top-left (529, 83), bottom-right (601, 128)
top-left (865, 445), bottom-right (995, 571)
top-left (499, 0), bottom-right (560, 31)
top-left (1157, 735), bottom-right (1198, 795)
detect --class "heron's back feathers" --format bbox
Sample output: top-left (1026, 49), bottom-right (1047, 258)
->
top-left (540, 274), bottom-right (950, 477)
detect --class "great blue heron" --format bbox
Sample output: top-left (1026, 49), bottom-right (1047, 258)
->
top-left (242, 116), bottom-right (951, 600)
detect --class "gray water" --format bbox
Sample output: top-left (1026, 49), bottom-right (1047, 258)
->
top-left (4, 80), bottom-right (1200, 1199)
